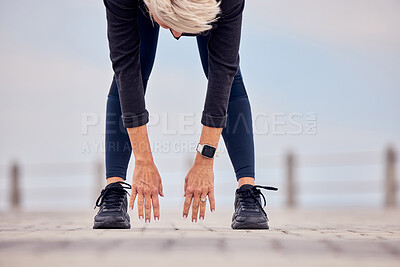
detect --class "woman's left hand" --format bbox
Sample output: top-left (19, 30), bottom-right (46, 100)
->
top-left (183, 159), bottom-right (216, 222)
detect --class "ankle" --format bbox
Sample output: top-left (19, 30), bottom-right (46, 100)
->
top-left (238, 177), bottom-right (255, 188)
top-left (107, 177), bottom-right (125, 185)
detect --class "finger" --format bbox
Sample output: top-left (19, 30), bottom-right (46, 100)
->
top-left (183, 193), bottom-right (193, 218)
top-left (184, 178), bottom-right (188, 197)
top-left (208, 189), bottom-right (215, 212)
top-left (129, 187), bottom-right (137, 210)
top-left (199, 191), bottom-right (208, 220)
top-left (191, 191), bottom-right (201, 222)
top-left (137, 192), bottom-right (144, 220)
top-left (152, 194), bottom-right (160, 220)
top-left (145, 193), bottom-right (151, 223)
top-left (159, 182), bottom-right (164, 197)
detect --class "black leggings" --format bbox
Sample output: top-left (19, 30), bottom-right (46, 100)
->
top-left (105, 7), bottom-right (255, 181)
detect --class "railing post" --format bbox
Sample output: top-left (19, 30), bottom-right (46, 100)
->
top-left (95, 160), bottom-right (105, 198)
top-left (385, 146), bottom-right (397, 208)
top-left (10, 162), bottom-right (20, 210)
top-left (286, 151), bottom-right (296, 208)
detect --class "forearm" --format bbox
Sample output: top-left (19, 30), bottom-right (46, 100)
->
top-left (127, 125), bottom-right (154, 164)
top-left (104, 0), bottom-right (149, 128)
top-left (195, 125), bottom-right (223, 165)
top-left (201, 0), bottom-right (243, 129)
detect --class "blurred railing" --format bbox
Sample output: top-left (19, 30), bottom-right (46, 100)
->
top-left (282, 146), bottom-right (397, 208)
top-left (2, 160), bottom-right (104, 211)
top-left (1, 146), bottom-right (398, 210)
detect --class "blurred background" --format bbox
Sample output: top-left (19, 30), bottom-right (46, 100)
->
top-left (0, 0), bottom-right (399, 211)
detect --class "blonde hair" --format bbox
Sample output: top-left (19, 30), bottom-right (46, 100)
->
top-left (143, 0), bottom-right (221, 34)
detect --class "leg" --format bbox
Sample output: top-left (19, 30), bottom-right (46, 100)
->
top-left (197, 35), bottom-right (275, 230)
top-left (196, 34), bottom-right (255, 186)
top-left (105, 8), bottom-right (160, 182)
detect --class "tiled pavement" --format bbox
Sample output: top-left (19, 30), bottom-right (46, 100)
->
top-left (0, 209), bottom-right (399, 267)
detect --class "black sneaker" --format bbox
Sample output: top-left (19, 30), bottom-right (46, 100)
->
top-left (93, 181), bottom-right (131, 229)
top-left (231, 184), bottom-right (278, 230)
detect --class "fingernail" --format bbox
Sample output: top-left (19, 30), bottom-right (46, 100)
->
top-left (211, 209), bottom-right (215, 212)
top-left (146, 219), bottom-right (150, 223)
top-left (155, 217), bottom-right (159, 221)
top-left (199, 217), bottom-right (204, 221)
top-left (192, 218), bottom-right (196, 223)
top-left (139, 216), bottom-right (144, 220)
top-left (183, 215), bottom-right (187, 219)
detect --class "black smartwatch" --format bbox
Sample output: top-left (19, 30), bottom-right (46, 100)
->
top-left (196, 143), bottom-right (220, 159)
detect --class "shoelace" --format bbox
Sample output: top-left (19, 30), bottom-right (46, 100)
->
top-left (237, 185), bottom-right (278, 210)
top-left (94, 181), bottom-right (131, 209)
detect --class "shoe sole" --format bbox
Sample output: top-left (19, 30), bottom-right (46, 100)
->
top-left (93, 216), bottom-right (130, 229)
top-left (231, 219), bottom-right (269, 230)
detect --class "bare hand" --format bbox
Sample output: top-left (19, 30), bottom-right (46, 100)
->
top-left (183, 161), bottom-right (215, 222)
top-left (129, 160), bottom-right (164, 222)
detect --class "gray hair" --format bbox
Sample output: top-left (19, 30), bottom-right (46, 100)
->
top-left (143, 0), bottom-right (221, 34)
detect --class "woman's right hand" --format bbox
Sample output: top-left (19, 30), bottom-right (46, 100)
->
top-left (129, 159), bottom-right (164, 222)
top-left (126, 125), bottom-right (163, 222)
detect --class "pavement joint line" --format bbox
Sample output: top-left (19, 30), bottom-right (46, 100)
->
top-left (1, 210), bottom-right (399, 266)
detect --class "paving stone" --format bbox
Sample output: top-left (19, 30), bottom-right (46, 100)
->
top-left (0, 209), bottom-right (399, 267)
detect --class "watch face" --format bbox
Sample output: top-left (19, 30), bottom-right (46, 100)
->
top-left (202, 145), bottom-right (216, 158)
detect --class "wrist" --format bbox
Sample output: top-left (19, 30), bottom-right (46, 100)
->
top-left (134, 152), bottom-right (154, 165)
top-left (194, 153), bottom-right (214, 166)
top-left (127, 125), bottom-right (154, 165)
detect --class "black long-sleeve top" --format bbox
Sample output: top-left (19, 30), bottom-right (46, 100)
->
top-left (103, 0), bottom-right (244, 128)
